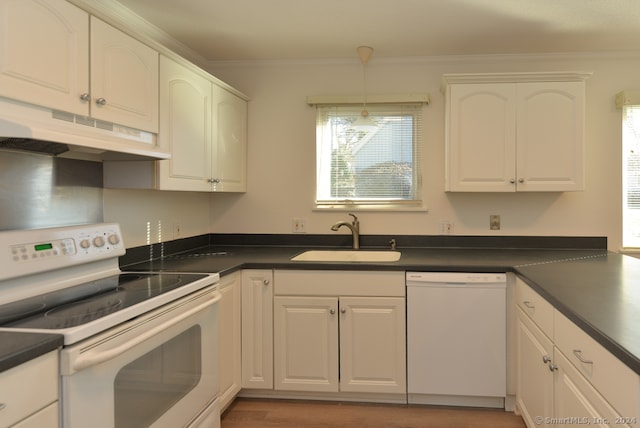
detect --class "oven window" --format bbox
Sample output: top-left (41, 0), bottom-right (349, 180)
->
top-left (114, 326), bottom-right (202, 428)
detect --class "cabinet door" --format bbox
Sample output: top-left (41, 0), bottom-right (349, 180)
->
top-left (274, 296), bottom-right (339, 392)
top-left (554, 350), bottom-right (628, 428)
top-left (157, 56), bottom-right (212, 191)
top-left (516, 82), bottom-right (584, 191)
top-left (339, 297), bottom-right (406, 394)
top-left (0, 0), bottom-right (89, 115)
top-left (241, 270), bottom-right (273, 389)
top-left (516, 307), bottom-right (554, 428)
top-left (90, 17), bottom-right (158, 132)
top-left (446, 83), bottom-right (517, 192)
top-left (218, 272), bottom-right (241, 410)
top-left (211, 85), bottom-right (247, 192)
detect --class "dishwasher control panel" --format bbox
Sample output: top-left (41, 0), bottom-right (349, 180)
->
top-left (406, 272), bottom-right (506, 284)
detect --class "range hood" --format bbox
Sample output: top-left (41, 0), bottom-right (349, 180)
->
top-left (0, 98), bottom-right (170, 161)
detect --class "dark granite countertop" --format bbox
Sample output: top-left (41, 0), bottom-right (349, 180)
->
top-left (122, 244), bottom-right (607, 275)
top-left (0, 332), bottom-right (62, 373)
top-left (121, 239), bottom-right (640, 374)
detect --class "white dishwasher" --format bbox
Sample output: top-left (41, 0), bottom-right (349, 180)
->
top-left (406, 272), bottom-right (506, 408)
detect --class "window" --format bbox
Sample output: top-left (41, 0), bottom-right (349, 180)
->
top-left (314, 102), bottom-right (423, 210)
top-left (623, 103), bottom-right (640, 248)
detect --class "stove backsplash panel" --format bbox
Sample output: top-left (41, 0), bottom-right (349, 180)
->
top-left (0, 150), bottom-right (103, 230)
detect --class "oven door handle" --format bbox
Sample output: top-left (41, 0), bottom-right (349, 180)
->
top-left (70, 291), bottom-right (221, 373)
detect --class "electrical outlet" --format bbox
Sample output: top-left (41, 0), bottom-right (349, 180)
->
top-left (292, 218), bottom-right (306, 233)
top-left (440, 221), bottom-right (454, 235)
top-left (490, 215), bottom-right (501, 230)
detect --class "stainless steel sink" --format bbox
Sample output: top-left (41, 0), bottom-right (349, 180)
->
top-left (290, 250), bottom-right (401, 262)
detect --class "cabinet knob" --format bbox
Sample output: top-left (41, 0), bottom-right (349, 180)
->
top-left (519, 178), bottom-right (525, 183)
top-left (207, 178), bottom-right (221, 184)
top-left (329, 308), bottom-right (335, 315)
top-left (263, 279), bottom-right (270, 286)
top-left (95, 97), bottom-right (107, 106)
top-left (542, 355), bottom-right (551, 364)
top-left (510, 179), bottom-right (516, 184)
top-left (340, 307), bottom-right (347, 314)
top-left (79, 93), bottom-right (91, 102)
top-left (548, 363), bottom-right (558, 372)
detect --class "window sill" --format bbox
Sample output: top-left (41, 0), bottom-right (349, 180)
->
top-left (314, 203), bottom-right (428, 212)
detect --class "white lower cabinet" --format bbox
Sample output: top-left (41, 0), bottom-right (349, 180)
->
top-left (339, 296), bottom-right (405, 394)
top-left (516, 307), bottom-right (554, 427)
top-left (0, 351), bottom-right (59, 428)
top-left (272, 270), bottom-right (406, 398)
top-left (218, 272), bottom-right (242, 411)
top-left (516, 277), bottom-right (639, 427)
top-left (273, 295), bottom-right (405, 394)
top-left (273, 296), bottom-right (338, 392)
top-left (241, 269), bottom-right (273, 390)
top-left (554, 350), bottom-right (624, 428)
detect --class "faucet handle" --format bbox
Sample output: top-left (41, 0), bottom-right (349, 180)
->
top-left (348, 213), bottom-right (358, 223)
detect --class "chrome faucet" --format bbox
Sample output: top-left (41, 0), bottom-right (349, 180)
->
top-left (331, 213), bottom-right (360, 249)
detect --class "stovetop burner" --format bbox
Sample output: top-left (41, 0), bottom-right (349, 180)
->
top-left (0, 272), bottom-right (207, 330)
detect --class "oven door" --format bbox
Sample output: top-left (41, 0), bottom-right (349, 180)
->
top-left (60, 286), bottom-right (221, 428)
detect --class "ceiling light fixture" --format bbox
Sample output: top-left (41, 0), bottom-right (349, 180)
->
top-left (352, 46), bottom-right (377, 132)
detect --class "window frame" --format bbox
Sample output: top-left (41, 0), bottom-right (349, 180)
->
top-left (622, 102), bottom-right (640, 250)
top-left (309, 95), bottom-right (429, 212)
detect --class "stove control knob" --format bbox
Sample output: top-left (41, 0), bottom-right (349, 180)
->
top-left (80, 239), bottom-right (91, 249)
top-left (93, 236), bottom-right (105, 248)
top-left (108, 234), bottom-right (120, 245)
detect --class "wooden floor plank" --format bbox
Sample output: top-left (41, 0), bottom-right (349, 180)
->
top-left (221, 398), bottom-right (527, 428)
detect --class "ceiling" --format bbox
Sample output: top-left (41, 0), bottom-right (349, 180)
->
top-left (114, 0), bottom-right (640, 62)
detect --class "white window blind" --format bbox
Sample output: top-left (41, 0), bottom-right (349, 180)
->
top-left (315, 102), bottom-right (423, 210)
top-left (623, 104), bottom-right (640, 247)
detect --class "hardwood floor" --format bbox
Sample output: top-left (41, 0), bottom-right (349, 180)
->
top-left (221, 398), bottom-right (527, 428)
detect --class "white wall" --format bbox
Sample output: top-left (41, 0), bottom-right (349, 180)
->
top-left (103, 188), bottom-right (210, 247)
top-left (205, 53), bottom-right (639, 251)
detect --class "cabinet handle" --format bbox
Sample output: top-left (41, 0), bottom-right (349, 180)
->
top-left (79, 93), bottom-right (91, 102)
top-left (542, 355), bottom-right (551, 364)
top-left (262, 279), bottom-right (270, 286)
top-left (207, 178), bottom-right (221, 184)
top-left (573, 349), bottom-right (593, 365)
top-left (523, 301), bottom-right (535, 309)
top-left (329, 309), bottom-right (335, 315)
top-left (95, 97), bottom-right (107, 106)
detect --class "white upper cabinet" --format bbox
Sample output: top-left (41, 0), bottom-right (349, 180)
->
top-left (0, 0), bottom-right (89, 115)
top-left (154, 56), bottom-right (247, 192)
top-left (211, 84), bottom-right (248, 192)
top-left (444, 72), bottom-right (590, 192)
top-left (90, 17), bottom-right (159, 133)
top-left (157, 55), bottom-right (212, 191)
top-left (0, 0), bottom-right (158, 133)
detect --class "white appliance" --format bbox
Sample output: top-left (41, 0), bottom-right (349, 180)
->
top-left (406, 272), bottom-right (506, 408)
top-left (0, 97), bottom-right (170, 160)
top-left (0, 223), bottom-right (221, 428)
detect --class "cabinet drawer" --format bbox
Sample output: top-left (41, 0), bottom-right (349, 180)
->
top-left (515, 277), bottom-right (554, 339)
top-left (12, 402), bottom-right (58, 428)
top-left (274, 270), bottom-right (405, 296)
top-left (555, 310), bottom-right (640, 420)
top-left (0, 351), bottom-right (58, 427)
